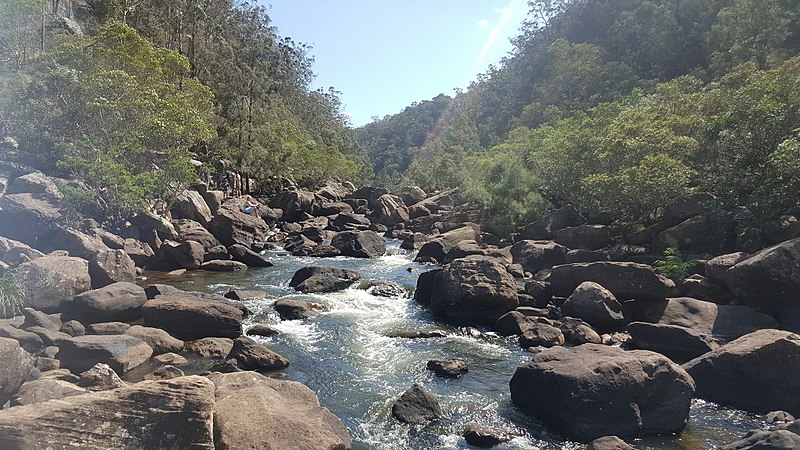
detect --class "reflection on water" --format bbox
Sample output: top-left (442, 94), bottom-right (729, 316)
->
top-left (148, 240), bottom-right (765, 449)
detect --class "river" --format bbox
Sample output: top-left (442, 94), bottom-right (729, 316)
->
top-left (152, 239), bottom-right (766, 449)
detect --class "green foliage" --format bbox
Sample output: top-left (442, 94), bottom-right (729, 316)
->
top-left (0, 271), bottom-right (27, 319)
top-left (654, 247), bottom-right (694, 278)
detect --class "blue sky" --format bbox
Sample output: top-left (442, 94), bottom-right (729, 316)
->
top-left (265, 0), bottom-right (530, 127)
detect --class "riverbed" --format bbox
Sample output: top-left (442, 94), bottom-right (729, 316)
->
top-left (152, 240), bottom-right (766, 449)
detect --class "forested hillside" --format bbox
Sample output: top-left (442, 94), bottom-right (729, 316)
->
top-left (358, 0), bottom-right (800, 236)
top-left (0, 0), bottom-right (367, 217)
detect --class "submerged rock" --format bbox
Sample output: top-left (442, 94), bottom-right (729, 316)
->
top-left (426, 358), bottom-right (468, 379)
top-left (289, 266), bottom-right (361, 293)
top-left (392, 383), bottom-right (443, 424)
top-left (463, 424), bottom-right (512, 448)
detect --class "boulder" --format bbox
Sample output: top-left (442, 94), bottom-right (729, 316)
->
top-left (441, 240), bottom-right (486, 264)
top-left (246, 325), bottom-right (279, 337)
top-left (268, 189), bottom-right (319, 222)
top-left (26, 326), bottom-right (70, 346)
top-left (0, 325), bottom-right (44, 353)
top-left (316, 180), bottom-right (352, 201)
top-left (0, 236), bottom-right (44, 267)
top-left (171, 189), bottom-right (213, 224)
top-left (129, 211), bottom-right (178, 241)
top-left (123, 238), bottom-right (155, 267)
top-left (200, 259), bottom-right (247, 272)
top-left (15, 255), bottom-right (91, 311)
top-left (39, 227), bottom-right (110, 260)
top-left (494, 311), bottom-right (535, 336)
top-left (226, 336), bottom-right (289, 371)
top-left (510, 344), bottom-right (695, 441)
top-left (185, 337), bottom-right (234, 358)
top-left (554, 225), bottom-right (610, 251)
top-left (173, 219), bottom-right (222, 250)
top-left (69, 282), bottom-right (148, 323)
top-left (518, 323), bottom-right (565, 348)
top-left (0, 337), bottom-right (33, 406)
top-left (550, 262), bottom-right (678, 300)
top-left (86, 321), bottom-right (130, 335)
top-left (208, 371), bottom-right (352, 449)
top-left (145, 365), bottom-right (184, 381)
top-left (20, 307), bottom-right (60, 331)
top-left (363, 281), bottom-right (407, 298)
top-left (566, 249), bottom-right (609, 264)
top-left (370, 194), bottom-right (410, 225)
top-left (397, 185), bottom-right (427, 206)
top-left (227, 244), bottom-right (273, 267)
top-left (11, 379), bottom-right (86, 406)
top-left (331, 212), bottom-right (371, 231)
top-left (125, 325), bottom-right (184, 354)
top-left (426, 358), bottom-right (468, 378)
top-left (154, 352), bottom-right (189, 365)
top-left (414, 226), bottom-right (479, 263)
top-left (0, 193), bottom-right (62, 245)
top-left (89, 227), bottom-right (125, 250)
top-left (142, 295), bottom-right (244, 340)
top-left (88, 249), bottom-right (136, 288)
top-left (683, 329), bottom-right (800, 415)
top-left (560, 319), bottom-right (603, 345)
top-left (725, 238), bottom-right (800, 314)
top-left (561, 282), bottom-right (625, 331)
top-left (655, 211), bottom-right (733, 255)
top-left (158, 239), bottom-right (205, 270)
top-left (426, 258), bottom-right (518, 322)
top-left (6, 171), bottom-right (62, 198)
top-left (202, 190), bottom-right (223, 215)
top-left (0, 376), bottom-right (215, 449)
top-left (77, 363), bottom-right (126, 391)
top-left (351, 186), bottom-right (389, 209)
top-left (57, 334), bottom-right (153, 374)
top-left (585, 436), bottom-right (636, 450)
top-left (331, 230), bottom-right (386, 258)
top-left (463, 424), bottom-right (512, 448)
top-left (208, 206), bottom-right (270, 248)
top-left (625, 322), bottom-right (718, 363)
top-left (289, 266), bottom-right (361, 293)
top-left (523, 205), bottom-right (584, 239)
top-left (392, 383), bottom-right (443, 424)
top-left (274, 299), bottom-right (325, 320)
top-left (705, 252), bottom-right (750, 285)
top-left (720, 430), bottom-right (800, 450)
top-left (511, 240), bottom-right (568, 274)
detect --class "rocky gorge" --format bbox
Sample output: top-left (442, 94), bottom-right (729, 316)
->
top-left (0, 171), bottom-right (799, 449)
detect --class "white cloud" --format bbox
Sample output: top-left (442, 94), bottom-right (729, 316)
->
top-left (477, 19), bottom-right (489, 27)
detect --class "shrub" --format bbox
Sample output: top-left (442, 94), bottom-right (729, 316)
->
top-left (654, 247), bottom-right (693, 278)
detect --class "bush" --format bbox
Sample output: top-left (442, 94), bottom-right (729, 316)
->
top-left (0, 271), bottom-right (26, 319)
top-left (654, 247), bottom-right (693, 278)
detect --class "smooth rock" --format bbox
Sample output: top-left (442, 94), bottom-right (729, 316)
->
top-left (125, 325), bottom-right (184, 355)
top-left (70, 282), bottom-right (147, 323)
top-left (142, 295), bottom-right (243, 340)
top-left (227, 337), bottom-right (289, 371)
top-left (58, 334), bottom-right (153, 374)
top-left (561, 281), bottom-right (625, 331)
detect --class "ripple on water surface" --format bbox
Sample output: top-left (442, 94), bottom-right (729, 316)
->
top-left (156, 240), bottom-right (769, 449)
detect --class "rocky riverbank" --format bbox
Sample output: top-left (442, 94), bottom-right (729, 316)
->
top-left (0, 170), bottom-right (799, 449)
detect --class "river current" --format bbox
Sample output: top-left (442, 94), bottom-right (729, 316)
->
top-left (153, 240), bottom-right (767, 449)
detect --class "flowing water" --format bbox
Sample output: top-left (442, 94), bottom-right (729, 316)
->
top-left (152, 240), bottom-right (768, 449)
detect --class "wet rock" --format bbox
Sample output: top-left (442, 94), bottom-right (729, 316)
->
top-left (725, 238), bottom-right (800, 314)
top-left (585, 436), bottom-right (636, 450)
top-left (550, 262), bottom-right (678, 300)
top-left (289, 266), bottom-right (361, 293)
top-left (683, 330), bottom-right (800, 416)
top-left (227, 336), bottom-right (289, 371)
top-left (77, 363), bottom-right (126, 391)
top-left (58, 334), bottom-right (153, 374)
top-left (511, 240), bottom-right (568, 274)
top-left (125, 325), bottom-right (184, 355)
top-left (274, 299), bottom-right (325, 320)
top-left (15, 255), bottom-right (91, 311)
top-left (200, 259), bottom-right (247, 271)
top-left (0, 337), bottom-right (34, 406)
top-left (363, 281), bottom-right (407, 298)
top-left (463, 424), bottom-right (512, 448)
top-left (392, 383), bottom-right (443, 424)
top-left (185, 337), bottom-right (234, 358)
top-left (0, 375), bottom-right (215, 449)
top-left (385, 329), bottom-right (448, 339)
top-left (142, 295), bottom-right (244, 340)
top-left (88, 249), bottom-right (136, 288)
top-left (227, 244), bottom-right (273, 267)
top-left (414, 226), bottom-right (479, 263)
top-left (11, 378), bottom-right (86, 406)
top-left (209, 371), bottom-right (352, 449)
top-left (561, 282), bottom-right (625, 331)
top-left (331, 230), bottom-right (386, 258)
top-left (518, 323), bottom-right (565, 348)
top-left (554, 225), bottom-right (611, 251)
top-left (720, 430), bottom-right (800, 450)
top-left (426, 358), bottom-right (468, 379)
top-left (427, 258), bottom-right (518, 322)
top-left (69, 282), bottom-right (147, 323)
top-left (510, 344), bottom-right (695, 441)
top-left (224, 290), bottom-right (266, 301)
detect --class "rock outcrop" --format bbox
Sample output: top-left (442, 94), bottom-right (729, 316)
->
top-left (142, 295), bottom-right (244, 340)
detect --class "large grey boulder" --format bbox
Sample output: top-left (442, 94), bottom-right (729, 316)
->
top-left (173, 219), bottom-right (222, 251)
top-left (6, 171), bottom-right (62, 198)
top-left (11, 379), bottom-right (86, 406)
top-left (561, 282), bottom-right (625, 331)
top-left (0, 193), bottom-right (62, 245)
top-left (39, 226), bottom-right (110, 260)
top-left (331, 230), bottom-right (386, 258)
top-left (0, 376), bottom-right (216, 449)
top-left (511, 240), bottom-right (568, 274)
top-left (15, 255), bottom-right (91, 311)
top-left (655, 211), bottom-right (733, 255)
top-left (370, 194), bottom-right (409, 225)
top-left (392, 383), bottom-right (443, 424)
top-left (705, 252), bottom-right (750, 285)
top-left (69, 282), bottom-right (147, 323)
top-left (57, 334), bottom-right (153, 374)
top-left (725, 238), bottom-right (800, 314)
top-left (721, 430), bottom-right (800, 450)
top-left (171, 189), bottom-right (213, 225)
top-left (0, 236), bottom-right (44, 267)
top-left (424, 258), bottom-right (519, 322)
top-left (510, 344), bottom-right (695, 441)
top-left (88, 249), bottom-right (136, 288)
top-left (0, 337), bottom-right (33, 406)
top-left (289, 266), bottom-right (361, 293)
top-left (208, 206), bottom-right (270, 248)
top-left (227, 244), bottom-right (273, 267)
top-left (625, 322), bottom-right (718, 363)
top-left (683, 329), bottom-right (800, 416)
top-left (415, 225), bottom-right (478, 263)
top-left (268, 189), bottom-right (319, 222)
top-left (208, 371), bottom-right (352, 450)
top-left (142, 295), bottom-right (244, 340)
top-left (226, 336), bottom-right (289, 371)
top-left (550, 262), bottom-right (678, 300)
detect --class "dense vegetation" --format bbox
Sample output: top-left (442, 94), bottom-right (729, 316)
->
top-left (357, 0), bottom-right (800, 235)
top-left (0, 0), bottom-right (366, 217)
